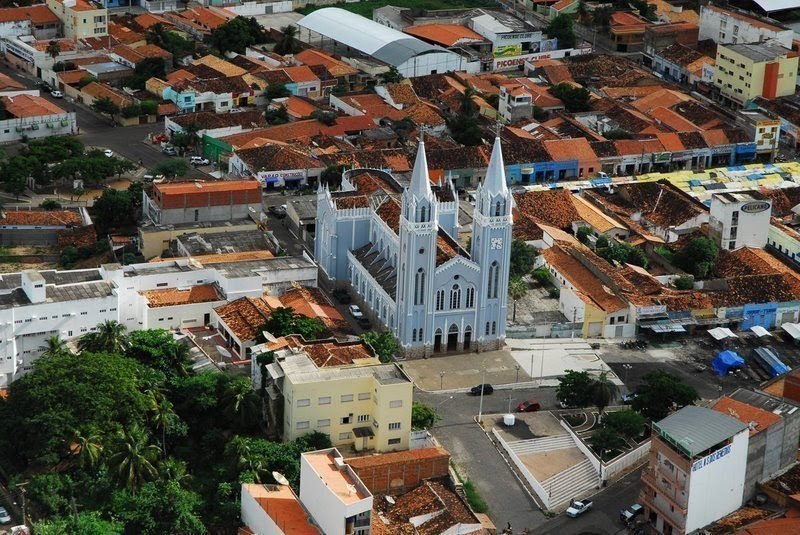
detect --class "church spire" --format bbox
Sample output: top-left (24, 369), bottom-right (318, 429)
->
top-left (483, 136), bottom-right (508, 197)
top-left (409, 136), bottom-right (433, 200)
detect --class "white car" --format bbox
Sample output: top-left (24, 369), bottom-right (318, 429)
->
top-left (103, 149), bottom-right (114, 158)
top-left (0, 507), bottom-right (11, 524)
top-left (566, 500), bottom-right (593, 518)
top-left (50, 90), bottom-right (63, 98)
top-left (348, 304), bottom-right (364, 319)
top-left (190, 156), bottom-right (210, 166)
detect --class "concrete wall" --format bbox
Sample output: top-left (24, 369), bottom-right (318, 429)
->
top-left (158, 202), bottom-right (260, 225)
top-left (0, 112), bottom-right (77, 143)
top-left (347, 447), bottom-right (450, 495)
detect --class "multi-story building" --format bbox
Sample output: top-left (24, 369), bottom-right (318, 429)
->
top-left (709, 192), bottom-right (771, 250)
top-left (315, 138), bottom-right (512, 357)
top-left (46, 0), bottom-right (107, 40)
top-left (0, 5), bottom-right (60, 46)
top-left (142, 179), bottom-right (262, 226)
top-left (255, 336), bottom-right (413, 452)
top-left (640, 406), bottom-right (750, 534)
top-left (699, 4), bottom-right (793, 48)
top-left (714, 42), bottom-right (798, 109)
top-left (739, 109), bottom-right (781, 159)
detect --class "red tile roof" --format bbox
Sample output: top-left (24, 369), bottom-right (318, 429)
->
top-left (295, 48), bottom-right (358, 77)
top-left (0, 210), bottom-right (81, 226)
top-left (140, 284), bottom-right (223, 308)
top-left (214, 296), bottom-right (274, 341)
top-left (544, 138), bottom-right (597, 162)
top-left (0, 5), bottom-right (59, 25)
top-left (153, 180), bottom-right (261, 209)
top-left (1, 94), bottom-right (65, 118)
top-left (712, 396), bottom-right (781, 436)
top-left (542, 244), bottom-right (627, 312)
top-left (403, 24), bottom-right (485, 47)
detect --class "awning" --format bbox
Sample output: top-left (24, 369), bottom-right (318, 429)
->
top-left (782, 322), bottom-right (800, 341)
top-left (708, 327), bottom-right (738, 340)
top-left (750, 325), bottom-right (772, 337)
top-left (646, 324), bottom-right (687, 333)
top-left (353, 426), bottom-right (375, 438)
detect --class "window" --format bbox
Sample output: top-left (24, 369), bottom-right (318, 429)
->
top-left (297, 398), bottom-right (310, 407)
top-left (450, 284), bottom-right (461, 309)
top-left (485, 322), bottom-right (490, 335)
top-left (729, 227), bottom-right (737, 239)
top-left (357, 414), bottom-right (370, 423)
top-left (388, 438), bottom-right (401, 445)
top-left (494, 200), bottom-right (505, 216)
top-left (156, 282), bottom-right (168, 287)
top-left (341, 394), bottom-right (354, 403)
top-left (318, 396), bottom-right (331, 405)
top-left (317, 419), bottom-right (330, 428)
top-left (435, 289), bottom-right (445, 310)
top-left (729, 241), bottom-right (736, 249)
top-left (194, 209), bottom-right (199, 222)
top-left (414, 268), bottom-right (425, 305)
top-left (94, 15), bottom-right (104, 22)
top-left (80, 311), bottom-right (87, 316)
top-left (93, 27), bottom-right (104, 34)
top-left (412, 328), bottom-right (417, 342)
top-left (388, 422), bottom-right (401, 430)
top-left (418, 328), bottom-right (422, 341)
top-left (295, 421), bottom-right (309, 430)
top-left (466, 286), bottom-right (475, 308)
top-left (359, 392), bottom-right (370, 400)
top-left (341, 416), bottom-right (351, 424)
top-left (339, 432), bottom-right (351, 440)
top-left (389, 400), bottom-right (403, 408)
top-left (491, 322), bottom-right (497, 335)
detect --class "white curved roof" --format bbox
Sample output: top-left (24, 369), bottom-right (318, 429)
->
top-left (298, 8), bottom-right (450, 67)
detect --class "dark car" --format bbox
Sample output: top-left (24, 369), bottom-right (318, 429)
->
top-left (517, 400), bottom-right (541, 412)
top-left (470, 384), bottom-right (494, 396)
top-left (269, 205), bottom-right (287, 219)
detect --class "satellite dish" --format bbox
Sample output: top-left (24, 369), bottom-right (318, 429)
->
top-left (273, 471), bottom-right (290, 486)
top-left (385, 496), bottom-right (395, 505)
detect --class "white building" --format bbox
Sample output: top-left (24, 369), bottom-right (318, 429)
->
top-left (0, 92), bottom-right (76, 143)
top-left (709, 192), bottom-right (771, 251)
top-left (298, 8), bottom-right (467, 78)
top-left (699, 4), bottom-right (793, 48)
top-left (300, 448), bottom-right (373, 535)
top-left (642, 406), bottom-right (749, 534)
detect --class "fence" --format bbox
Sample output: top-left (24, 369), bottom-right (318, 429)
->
top-left (409, 430), bottom-right (438, 450)
top-left (491, 428), bottom-right (551, 510)
top-left (602, 439), bottom-right (651, 481)
top-left (506, 322), bottom-right (581, 339)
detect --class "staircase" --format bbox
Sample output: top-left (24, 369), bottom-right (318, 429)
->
top-left (507, 434), bottom-right (576, 455)
top-left (541, 459), bottom-right (599, 510)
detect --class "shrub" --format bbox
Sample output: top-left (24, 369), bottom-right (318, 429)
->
top-left (532, 268), bottom-right (552, 285)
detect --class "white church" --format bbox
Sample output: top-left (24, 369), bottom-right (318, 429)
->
top-left (315, 137), bottom-right (513, 357)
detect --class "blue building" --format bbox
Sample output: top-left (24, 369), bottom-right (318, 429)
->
top-left (315, 138), bottom-right (513, 357)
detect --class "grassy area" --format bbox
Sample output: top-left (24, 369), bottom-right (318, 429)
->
top-left (297, 0), bottom-right (497, 18)
top-left (463, 479), bottom-right (489, 513)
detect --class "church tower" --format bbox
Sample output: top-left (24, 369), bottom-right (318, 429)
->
top-left (396, 141), bottom-right (438, 356)
top-left (472, 137), bottom-right (513, 350)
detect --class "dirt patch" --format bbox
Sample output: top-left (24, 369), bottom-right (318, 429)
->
top-left (520, 447), bottom-right (586, 481)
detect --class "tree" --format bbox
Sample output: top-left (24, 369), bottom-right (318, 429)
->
top-left (595, 234), bottom-right (609, 249)
top-left (381, 66), bottom-right (404, 84)
top-left (265, 83), bottom-right (291, 100)
top-left (42, 335), bottom-right (71, 358)
top-left (77, 74), bottom-right (97, 89)
top-left (125, 57), bottom-right (167, 90)
top-left (108, 424), bottom-right (161, 494)
top-left (60, 245), bottom-right (79, 268)
top-left (147, 24), bottom-right (194, 58)
top-left (274, 24), bottom-right (300, 55)
top-left (222, 377), bottom-right (260, 430)
top-left (549, 82), bottom-right (591, 112)
top-left (557, 370), bottom-right (595, 408)
top-left (603, 128), bottom-right (632, 140)
top-left (602, 409), bottom-right (646, 439)
top-left (264, 105), bottom-right (289, 125)
top-left (588, 427), bottom-right (626, 461)
top-left (675, 236), bottom-right (719, 278)
top-left (531, 267), bottom-right (552, 286)
top-left (597, 241), bottom-right (648, 268)
top-left (447, 114), bottom-right (483, 146)
top-left (150, 159), bottom-right (189, 178)
top-left (169, 131), bottom-right (194, 155)
top-left (674, 275), bottom-right (694, 290)
top-left (593, 6), bottom-right (613, 30)
top-left (127, 329), bottom-right (190, 378)
top-left (508, 276), bottom-right (528, 322)
top-left (311, 109), bottom-right (337, 126)
top-left (78, 320), bottom-right (129, 354)
top-left (320, 164), bottom-right (345, 189)
top-left (576, 226), bottom-right (592, 245)
top-left (259, 307), bottom-right (325, 340)
top-left (91, 189), bottom-right (135, 232)
top-left (546, 14), bottom-right (575, 48)
top-left (40, 199), bottom-right (62, 210)
top-left (91, 96), bottom-right (120, 122)
top-left (0, 352), bottom-right (152, 467)
top-left (510, 239), bottom-right (537, 278)
top-left (45, 39), bottom-right (61, 60)
top-left (211, 16), bottom-right (266, 54)
top-left (361, 331), bottom-right (398, 363)
top-left (459, 86), bottom-right (477, 116)
top-left (110, 479), bottom-right (204, 534)
top-left (35, 511), bottom-right (123, 535)
top-left (69, 428), bottom-right (104, 469)
top-left (411, 401), bottom-right (440, 430)
top-left (592, 370), bottom-right (619, 416)
top-left (632, 370), bottom-right (699, 421)
top-left (121, 103), bottom-right (142, 118)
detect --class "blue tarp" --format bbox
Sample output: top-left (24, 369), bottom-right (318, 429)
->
top-left (712, 350), bottom-right (745, 376)
top-left (688, 179), bottom-right (702, 187)
top-left (590, 177), bottom-right (612, 187)
top-left (753, 347), bottom-right (791, 378)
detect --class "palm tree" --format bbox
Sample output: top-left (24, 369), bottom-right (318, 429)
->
top-left (460, 87), bottom-right (477, 116)
top-left (42, 335), bottom-right (72, 358)
top-left (508, 277), bottom-right (528, 322)
top-left (592, 370), bottom-right (619, 418)
top-left (108, 425), bottom-right (161, 495)
top-left (69, 428), bottom-right (103, 469)
top-left (224, 379), bottom-right (259, 429)
top-left (235, 442), bottom-right (265, 483)
top-left (159, 457), bottom-right (191, 486)
top-left (146, 387), bottom-right (175, 457)
top-left (274, 25), bottom-right (299, 55)
top-left (46, 40), bottom-right (60, 61)
top-left (78, 320), bottom-right (129, 354)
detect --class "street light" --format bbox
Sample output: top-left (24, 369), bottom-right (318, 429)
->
top-left (515, 364), bottom-right (520, 383)
top-left (622, 363), bottom-right (633, 385)
top-left (477, 359), bottom-right (487, 424)
top-left (439, 371), bottom-right (445, 390)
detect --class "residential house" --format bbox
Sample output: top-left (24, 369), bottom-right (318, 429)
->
top-left (0, 92), bottom-right (77, 143)
top-left (498, 77), bottom-right (563, 123)
top-left (0, 5), bottom-right (60, 45)
top-left (294, 48), bottom-right (359, 91)
top-left (228, 144), bottom-right (324, 189)
top-left (137, 284), bottom-right (225, 329)
top-left (609, 11), bottom-right (649, 53)
top-left (652, 43), bottom-right (715, 86)
top-left (46, 0), bottom-right (107, 39)
top-left (0, 208), bottom-right (89, 245)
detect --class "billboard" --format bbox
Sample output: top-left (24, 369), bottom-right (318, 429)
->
top-left (494, 44), bottom-right (522, 58)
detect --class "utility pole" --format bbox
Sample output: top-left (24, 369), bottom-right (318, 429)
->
top-left (477, 360), bottom-right (486, 424)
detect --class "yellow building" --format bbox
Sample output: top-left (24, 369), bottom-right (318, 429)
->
top-left (47, 0), bottom-right (107, 40)
top-left (256, 337), bottom-right (414, 453)
top-left (714, 42), bottom-right (798, 108)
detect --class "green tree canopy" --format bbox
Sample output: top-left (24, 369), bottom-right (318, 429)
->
top-left (126, 57), bottom-right (168, 90)
top-left (592, 370), bottom-right (619, 415)
top-left (150, 159), bottom-right (189, 178)
top-left (588, 426), bottom-right (626, 461)
top-left (274, 24), bottom-right (300, 55)
top-left (674, 236), bottom-right (719, 278)
top-left (631, 370), bottom-right (699, 421)
top-left (91, 96), bottom-right (120, 119)
top-left (265, 83), bottom-right (291, 100)
top-left (576, 226), bottom-right (592, 245)
top-left (361, 331), bottom-right (398, 363)
top-left (510, 239), bottom-right (537, 278)
top-left (549, 82), bottom-right (591, 112)
top-left (556, 370), bottom-right (595, 408)
top-left (411, 401), bottom-right (440, 430)
top-left (602, 409), bottom-right (646, 439)
top-left (110, 479), bottom-right (205, 535)
top-left (508, 276), bottom-right (528, 322)
top-left (258, 307), bottom-right (325, 340)
top-left (546, 14), bottom-right (575, 48)
top-left (447, 114), bottom-right (483, 146)
top-left (35, 511), bottom-right (123, 535)
top-left (597, 241), bottom-right (648, 268)
top-left (78, 320), bottom-right (130, 354)
top-left (211, 16), bottom-right (267, 54)
top-left (381, 66), bottom-right (404, 84)
top-left (91, 189), bottom-right (136, 232)
top-left (127, 329), bottom-right (191, 378)
top-left (0, 351), bottom-right (153, 467)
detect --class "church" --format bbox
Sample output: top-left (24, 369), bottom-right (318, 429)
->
top-left (315, 137), bottom-right (513, 357)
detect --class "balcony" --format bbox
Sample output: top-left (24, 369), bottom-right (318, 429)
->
top-left (641, 469), bottom-right (688, 512)
top-left (641, 488), bottom-right (686, 531)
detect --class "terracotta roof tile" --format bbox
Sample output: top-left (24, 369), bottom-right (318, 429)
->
top-left (0, 5), bottom-right (58, 25)
top-left (648, 106), bottom-right (701, 132)
top-left (108, 22), bottom-right (146, 45)
top-left (295, 48), bottom-right (358, 77)
top-left (513, 189), bottom-right (580, 240)
top-left (375, 197), bottom-right (401, 234)
top-left (712, 397), bottom-right (781, 436)
top-left (140, 284), bottom-right (222, 308)
top-left (82, 82), bottom-right (135, 108)
top-left (214, 296), bottom-right (273, 341)
top-left (403, 24), bottom-right (485, 47)
top-left (0, 210), bottom-right (81, 226)
top-left (544, 137), bottom-right (597, 162)
top-left (542, 244), bottom-right (626, 312)
top-left (1, 94), bottom-right (65, 118)
top-left (280, 286), bottom-right (347, 333)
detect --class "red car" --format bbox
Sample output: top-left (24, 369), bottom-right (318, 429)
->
top-left (517, 400), bottom-right (541, 412)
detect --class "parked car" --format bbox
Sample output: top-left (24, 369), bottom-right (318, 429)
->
top-left (558, 398), bottom-right (569, 409)
top-left (162, 145), bottom-right (177, 156)
top-left (566, 500), bottom-right (593, 518)
top-left (50, 90), bottom-right (63, 98)
top-left (39, 81), bottom-right (52, 92)
top-left (103, 149), bottom-right (114, 158)
top-left (268, 205), bottom-right (287, 219)
top-left (190, 156), bottom-right (210, 166)
top-left (348, 304), bottom-right (364, 319)
top-left (470, 384), bottom-right (493, 396)
top-left (517, 400), bottom-right (541, 412)
top-left (620, 503), bottom-right (644, 523)
top-left (0, 507), bottom-right (11, 524)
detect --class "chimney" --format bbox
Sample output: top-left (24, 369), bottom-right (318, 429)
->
top-left (21, 270), bottom-right (46, 303)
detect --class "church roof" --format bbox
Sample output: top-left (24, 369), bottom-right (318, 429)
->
top-left (352, 242), bottom-right (397, 299)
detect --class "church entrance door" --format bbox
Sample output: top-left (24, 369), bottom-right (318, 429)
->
top-left (434, 329), bottom-right (443, 352)
top-left (447, 324), bottom-right (458, 351)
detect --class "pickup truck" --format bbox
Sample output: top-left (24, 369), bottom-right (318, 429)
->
top-left (566, 500), bottom-right (593, 518)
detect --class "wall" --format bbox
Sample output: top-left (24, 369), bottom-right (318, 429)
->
top-left (492, 427), bottom-right (551, 509)
top-left (143, 299), bottom-right (225, 330)
top-left (223, 1), bottom-right (293, 16)
top-left (685, 430), bottom-right (748, 532)
top-left (397, 51), bottom-right (465, 78)
top-left (602, 439), bottom-right (651, 482)
top-left (137, 220), bottom-right (256, 259)
top-left (699, 6), bottom-right (793, 48)
top-left (240, 485), bottom-right (281, 534)
top-left (347, 447), bottom-right (450, 494)
top-left (0, 112), bottom-right (76, 143)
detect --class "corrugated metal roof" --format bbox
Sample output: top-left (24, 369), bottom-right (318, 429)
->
top-left (653, 405), bottom-right (747, 457)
